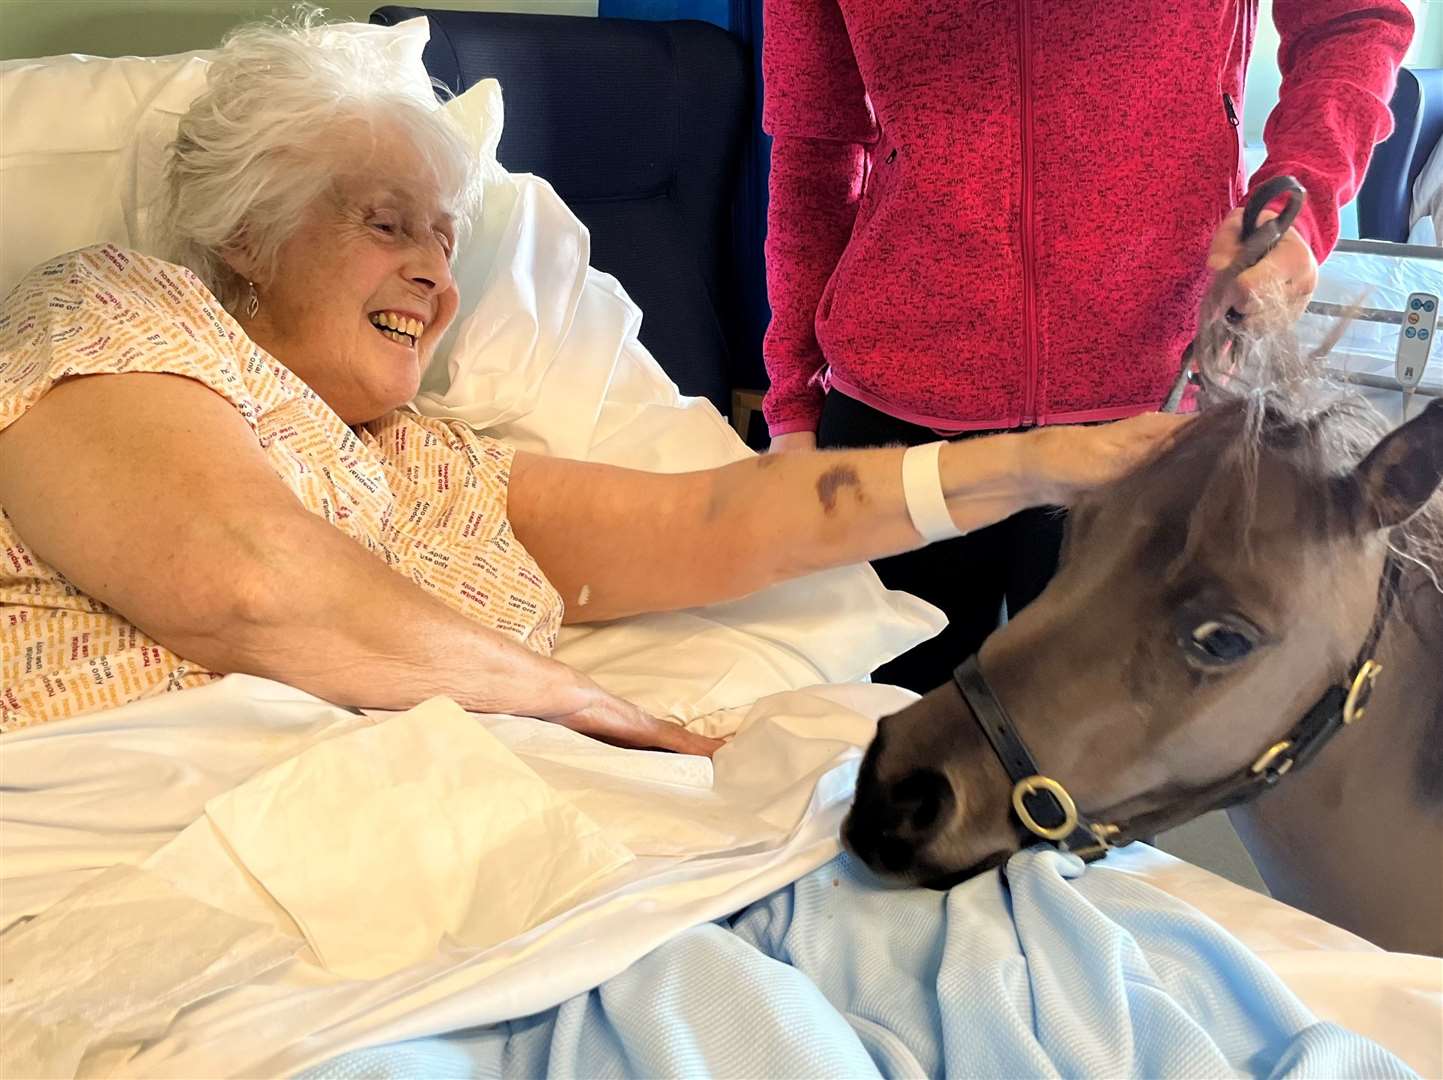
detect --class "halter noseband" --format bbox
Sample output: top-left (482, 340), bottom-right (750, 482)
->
top-left (953, 553), bottom-right (1402, 861)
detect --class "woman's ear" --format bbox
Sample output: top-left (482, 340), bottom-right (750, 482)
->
top-left (1342, 399), bottom-right (1443, 532)
top-left (219, 231), bottom-right (262, 285)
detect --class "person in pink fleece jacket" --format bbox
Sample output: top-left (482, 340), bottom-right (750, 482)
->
top-left (761, 0), bottom-right (1414, 691)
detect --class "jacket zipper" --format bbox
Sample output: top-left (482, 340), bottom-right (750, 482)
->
top-left (1019, 0), bottom-right (1038, 425)
top-left (1223, 92), bottom-right (1243, 203)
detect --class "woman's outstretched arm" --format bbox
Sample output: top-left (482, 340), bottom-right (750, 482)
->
top-left (508, 413), bottom-right (1186, 623)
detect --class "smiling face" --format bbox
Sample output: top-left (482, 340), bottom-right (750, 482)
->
top-left (228, 122), bottom-right (461, 425)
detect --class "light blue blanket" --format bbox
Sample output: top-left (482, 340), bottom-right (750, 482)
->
top-left (305, 848), bottom-right (1414, 1079)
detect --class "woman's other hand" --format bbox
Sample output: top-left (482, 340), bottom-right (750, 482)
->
top-left (1025, 412), bottom-right (1191, 504)
top-left (540, 680), bottom-right (724, 757)
top-left (768, 431), bottom-right (818, 453)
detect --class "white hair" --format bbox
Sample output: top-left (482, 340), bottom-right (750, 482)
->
top-left (150, 11), bottom-right (479, 312)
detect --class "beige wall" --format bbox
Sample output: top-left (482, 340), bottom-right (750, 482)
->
top-left (0, 0), bottom-right (595, 62)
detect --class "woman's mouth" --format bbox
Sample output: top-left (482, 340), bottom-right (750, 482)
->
top-left (368, 310), bottom-right (425, 349)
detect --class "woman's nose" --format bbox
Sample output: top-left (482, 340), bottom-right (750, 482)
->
top-left (406, 242), bottom-right (454, 294)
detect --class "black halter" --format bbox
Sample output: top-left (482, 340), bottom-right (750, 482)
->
top-left (953, 553), bottom-right (1402, 861)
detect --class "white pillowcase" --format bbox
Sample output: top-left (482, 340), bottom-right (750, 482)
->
top-left (1408, 135), bottom-right (1442, 246)
top-left (0, 18), bottom-right (435, 297)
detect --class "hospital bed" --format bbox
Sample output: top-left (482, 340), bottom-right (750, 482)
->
top-left (0, 12), bottom-right (1440, 1079)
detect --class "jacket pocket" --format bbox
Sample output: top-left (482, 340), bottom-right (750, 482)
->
top-left (856, 138), bottom-right (901, 229)
top-left (1223, 91), bottom-right (1244, 206)
top-left (820, 140), bottom-right (901, 323)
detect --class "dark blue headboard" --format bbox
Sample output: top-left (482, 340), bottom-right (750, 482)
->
top-left (371, 6), bottom-right (752, 416)
top-left (1356, 67), bottom-right (1443, 243)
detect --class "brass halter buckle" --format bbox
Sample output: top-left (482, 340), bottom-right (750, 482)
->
top-left (1250, 740), bottom-right (1294, 778)
top-left (1343, 659), bottom-right (1382, 724)
top-left (1011, 775), bottom-right (1079, 841)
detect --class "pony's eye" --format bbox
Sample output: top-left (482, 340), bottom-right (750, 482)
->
top-left (1188, 620), bottom-right (1256, 664)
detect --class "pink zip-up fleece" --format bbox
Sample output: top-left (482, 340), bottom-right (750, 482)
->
top-left (760, 0), bottom-right (1414, 436)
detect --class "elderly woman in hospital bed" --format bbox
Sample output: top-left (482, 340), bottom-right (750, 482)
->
top-left (0, 21), bottom-right (1182, 743)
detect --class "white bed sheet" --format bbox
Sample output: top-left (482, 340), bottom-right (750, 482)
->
top-left (0, 676), bottom-right (905, 1077)
top-left (2, 676), bottom-right (1439, 1078)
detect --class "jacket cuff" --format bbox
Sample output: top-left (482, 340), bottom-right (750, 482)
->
top-left (766, 415), bottom-right (821, 438)
top-left (1289, 200), bottom-right (1330, 264)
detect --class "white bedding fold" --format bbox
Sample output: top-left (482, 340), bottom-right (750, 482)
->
top-left (199, 701), bottom-right (634, 981)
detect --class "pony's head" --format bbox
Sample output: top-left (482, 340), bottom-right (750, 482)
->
top-left (845, 331), bottom-right (1443, 885)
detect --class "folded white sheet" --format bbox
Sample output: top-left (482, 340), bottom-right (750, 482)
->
top-left (202, 700), bottom-right (633, 980)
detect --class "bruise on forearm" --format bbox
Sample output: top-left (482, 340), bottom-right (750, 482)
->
top-left (815, 463), bottom-right (866, 514)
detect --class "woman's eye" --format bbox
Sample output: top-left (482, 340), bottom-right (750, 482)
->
top-left (1187, 620), bottom-right (1256, 664)
top-left (369, 219), bottom-right (398, 236)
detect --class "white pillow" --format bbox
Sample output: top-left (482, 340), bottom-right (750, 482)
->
top-left (430, 77), bottom-right (520, 377)
top-left (0, 18), bottom-right (435, 297)
top-left (1408, 135), bottom-right (1442, 246)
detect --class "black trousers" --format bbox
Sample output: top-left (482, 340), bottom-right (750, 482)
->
top-left (816, 391), bottom-right (1066, 694)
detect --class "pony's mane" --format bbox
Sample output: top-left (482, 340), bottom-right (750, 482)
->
top-left (1120, 299), bottom-right (1443, 585)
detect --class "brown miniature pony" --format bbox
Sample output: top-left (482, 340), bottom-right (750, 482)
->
top-left (845, 350), bottom-right (1443, 952)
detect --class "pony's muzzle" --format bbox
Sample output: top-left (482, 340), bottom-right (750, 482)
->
top-left (844, 724), bottom-right (956, 877)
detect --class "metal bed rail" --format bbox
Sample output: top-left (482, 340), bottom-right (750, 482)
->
top-left (1310, 238), bottom-right (1441, 396)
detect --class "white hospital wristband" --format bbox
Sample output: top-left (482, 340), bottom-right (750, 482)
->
top-left (902, 441), bottom-right (963, 542)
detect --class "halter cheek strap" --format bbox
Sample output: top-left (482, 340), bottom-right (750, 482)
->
top-left (954, 656), bottom-right (1113, 860)
top-left (953, 553), bottom-right (1401, 860)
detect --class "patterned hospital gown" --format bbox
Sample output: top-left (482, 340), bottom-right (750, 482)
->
top-left (0, 245), bottom-right (564, 732)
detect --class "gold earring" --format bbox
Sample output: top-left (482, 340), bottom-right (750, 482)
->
top-left (245, 281), bottom-right (260, 318)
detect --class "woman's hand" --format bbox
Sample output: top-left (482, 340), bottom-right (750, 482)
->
top-left (1023, 412), bottom-right (1190, 504)
top-left (538, 679), bottom-right (724, 757)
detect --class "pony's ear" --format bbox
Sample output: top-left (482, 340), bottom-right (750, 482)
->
top-left (1344, 398), bottom-right (1443, 531)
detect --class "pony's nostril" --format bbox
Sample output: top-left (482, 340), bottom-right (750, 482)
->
top-left (891, 769), bottom-right (952, 834)
top-left (879, 836), bottom-right (915, 874)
